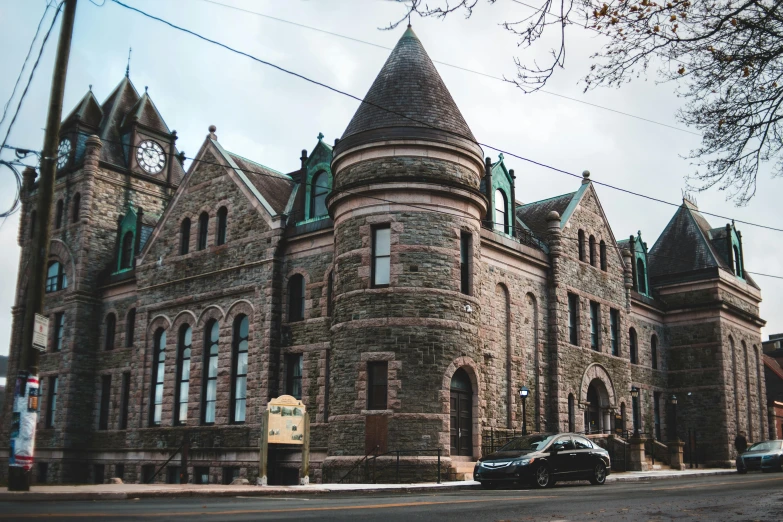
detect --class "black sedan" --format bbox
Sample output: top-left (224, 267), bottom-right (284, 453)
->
top-left (736, 440), bottom-right (783, 473)
top-left (473, 433), bottom-right (611, 488)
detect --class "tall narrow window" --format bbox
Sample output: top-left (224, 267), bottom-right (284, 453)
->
top-left (174, 325), bottom-right (192, 425)
top-left (568, 394), bottom-right (575, 432)
top-left (636, 258), bottom-right (647, 294)
top-left (629, 328), bottom-right (638, 364)
top-left (150, 329), bottom-right (166, 426)
top-left (288, 275), bottom-right (305, 322)
top-left (590, 301), bottom-right (600, 351)
top-left (733, 245), bottom-right (742, 276)
top-left (53, 312), bottom-right (64, 352)
top-left (577, 229), bottom-right (585, 261)
top-left (99, 375), bottom-right (111, 430)
top-left (568, 293), bottom-right (579, 345)
top-left (231, 315), bottom-right (249, 423)
top-left (46, 261), bottom-right (67, 293)
top-left (180, 218), bottom-right (191, 255)
top-left (372, 225), bottom-right (391, 287)
top-left (494, 189), bottom-right (507, 233)
top-left (653, 391), bottom-right (662, 440)
top-left (202, 320), bottom-right (219, 425)
top-left (55, 200), bottom-right (63, 229)
top-left (610, 309), bottom-right (619, 356)
top-left (119, 372), bottom-right (130, 430)
top-left (460, 231), bottom-right (471, 295)
top-left (46, 376), bottom-right (58, 428)
top-left (651, 334), bottom-right (658, 370)
top-left (71, 193), bottom-right (81, 223)
top-left (326, 272), bottom-right (334, 317)
top-left (589, 235), bottom-right (596, 266)
top-left (198, 212), bottom-right (209, 250)
top-left (367, 362), bottom-right (388, 410)
top-left (216, 206), bottom-right (227, 246)
top-left (600, 240), bottom-right (607, 271)
top-left (104, 313), bottom-right (116, 351)
top-left (286, 354), bottom-right (303, 399)
top-left (30, 210), bottom-right (37, 239)
top-left (120, 231), bottom-right (134, 269)
top-left (125, 308), bottom-right (136, 347)
top-left (311, 171), bottom-right (329, 218)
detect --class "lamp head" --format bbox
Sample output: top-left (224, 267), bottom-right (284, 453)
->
top-left (630, 386), bottom-right (639, 398)
top-left (519, 385), bottom-right (530, 399)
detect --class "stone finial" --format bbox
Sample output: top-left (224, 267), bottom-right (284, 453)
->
top-left (547, 211), bottom-right (561, 223)
top-left (208, 125), bottom-right (218, 140)
top-left (582, 170), bottom-right (591, 184)
top-left (86, 134), bottom-right (103, 151)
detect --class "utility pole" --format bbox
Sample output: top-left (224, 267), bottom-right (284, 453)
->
top-left (8, 0), bottom-right (78, 491)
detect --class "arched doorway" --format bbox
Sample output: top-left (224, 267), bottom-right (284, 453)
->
top-left (584, 379), bottom-right (612, 434)
top-left (450, 368), bottom-right (473, 456)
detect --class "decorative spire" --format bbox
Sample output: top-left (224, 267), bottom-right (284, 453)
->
top-left (126, 47), bottom-right (132, 78)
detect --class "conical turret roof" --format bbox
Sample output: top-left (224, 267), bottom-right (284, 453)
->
top-left (339, 26), bottom-right (479, 155)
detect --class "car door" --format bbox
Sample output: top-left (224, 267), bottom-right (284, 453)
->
top-left (572, 436), bottom-right (596, 475)
top-left (548, 436), bottom-right (576, 476)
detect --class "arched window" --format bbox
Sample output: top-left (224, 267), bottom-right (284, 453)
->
top-left (30, 210), bottom-right (37, 239)
top-left (198, 212), bottom-right (209, 250)
top-left (636, 258), bottom-right (647, 294)
top-left (288, 274), bottom-right (305, 322)
top-left (120, 231), bottom-right (134, 269)
top-left (55, 200), bottom-right (64, 229)
top-left (629, 328), bottom-right (638, 364)
top-left (104, 313), bottom-right (116, 351)
top-left (494, 189), bottom-right (507, 233)
top-left (125, 308), bottom-right (136, 347)
top-left (733, 245), bottom-right (742, 276)
top-left (174, 325), bottom-right (192, 425)
top-left (311, 171), bottom-right (329, 218)
top-left (577, 229), bottom-right (585, 261)
top-left (216, 206), bottom-right (227, 246)
top-left (150, 329), bottom-right (166, 426)
top-left (71, 193), bottom-right (81, 223)
top-left (651, 334), bottom-right (658, 370)
top-left (180, 218), bottom-right (191, 255)
top-left (231, 315), bottom-right (249, 423)
top-left (202, 319), bottom-right (219, 425)
top-left (589, 235), bottom-right (596, 266)
top-left (568, 393), bottom-right (575, 432)
top-left (600, 240), bottom-right (607, 271)
top-left (45, 261), bottom-right (67, 293)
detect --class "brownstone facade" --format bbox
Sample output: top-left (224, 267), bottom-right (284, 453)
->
top-left (0, 28), bottom-right (767, 485)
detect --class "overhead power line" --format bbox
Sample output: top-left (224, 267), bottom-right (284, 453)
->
top-left (106, 0), bottom-right (782, 234)
top-left (196, 0), bottom-right (699, 137)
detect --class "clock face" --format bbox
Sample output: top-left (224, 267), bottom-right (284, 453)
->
top-left (136, 140), bottom-right (166, 174)
top-left (57, 139), bottom-right (71, 170)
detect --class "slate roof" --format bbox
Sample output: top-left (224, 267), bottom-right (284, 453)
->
top-left (121, 93), bottom-right (170, 133)
top-left (226, 152), bottom-right (294, 215)
top-left (98, 77), bottom-right (140, 167)
top-left (341, 26), bottom-right (477, 148)
top-left (515, 192), bottom-right (576, 239)
top-left (62, 91), bottom-right (103, 129)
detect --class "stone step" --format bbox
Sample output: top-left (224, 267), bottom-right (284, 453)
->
top-left (449, 462), bottom-right (476, 481)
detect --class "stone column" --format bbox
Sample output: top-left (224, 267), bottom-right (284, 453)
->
top-left (622, 247), bottom-right (633, 313)
top-left (668, 440), bottom-right (685, 470)
top-left (628, 436), bottom-right (649, 471)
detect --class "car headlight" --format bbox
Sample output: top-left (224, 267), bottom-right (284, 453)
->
top-left (512, 458), bottom-right (535, 466)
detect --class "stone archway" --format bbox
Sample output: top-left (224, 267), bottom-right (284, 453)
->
top-left (580, 364), bottom-right (617, 434)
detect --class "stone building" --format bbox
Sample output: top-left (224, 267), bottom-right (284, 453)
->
top-left (0, 27), bottom-right (767, 485)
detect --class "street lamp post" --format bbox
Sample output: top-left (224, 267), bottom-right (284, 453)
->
top-left (519, 386), bottom-right (530, 435)
top-left (630, 386), bottom-right (640, 438)
top-left (669, 395), bottom-right (678, 442)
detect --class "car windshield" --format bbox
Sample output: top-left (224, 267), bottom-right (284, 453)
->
top-left (499, 434), bottom-right (557, 452)
top-left (747, 441), bottom-right (783, 452)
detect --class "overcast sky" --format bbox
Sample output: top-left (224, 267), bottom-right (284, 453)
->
top-left (0, 0), bottom-right (781, 361)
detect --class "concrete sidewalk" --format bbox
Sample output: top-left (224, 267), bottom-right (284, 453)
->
top-left (0, 468), bottom-right (736, 501)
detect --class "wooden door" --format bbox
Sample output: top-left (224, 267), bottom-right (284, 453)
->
top-left (450, 390), bottom-right (473, 456)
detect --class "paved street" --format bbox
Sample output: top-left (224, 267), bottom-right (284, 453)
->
top-left (2, 474), bottom-right (783, 521)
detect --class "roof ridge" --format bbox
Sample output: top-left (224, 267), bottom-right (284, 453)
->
top-left (226, 150), bottom-right (291, 180)
top-left (516, 191), bottom-right (576, 209)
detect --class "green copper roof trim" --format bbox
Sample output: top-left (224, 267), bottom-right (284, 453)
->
top-left (517, 191), bottom-right (576, 209)
top-left (212, 139), bottom-right (278, 217)
top-left (559, 183), bottom-right (590, 228)
top-left (229, 151), bottom-right (290, 180)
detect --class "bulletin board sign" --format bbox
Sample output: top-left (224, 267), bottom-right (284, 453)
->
top-left (258, 395), bottom-right (310, 486)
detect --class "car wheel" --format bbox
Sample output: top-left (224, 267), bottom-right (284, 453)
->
top-left (589, 462), bottom-right (607, 485)
top-left (533, 464), bottom-right (552, 488)
top-left (480, 481), bottom-right (498, 490)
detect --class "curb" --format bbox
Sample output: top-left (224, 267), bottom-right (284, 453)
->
top-left (607, 470), bottom-right (735, 483)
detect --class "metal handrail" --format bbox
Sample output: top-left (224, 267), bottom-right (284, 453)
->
top-left (337, 445), bottom-right (379, 484)
top-left (146, 439), bottom-right (185, 484)
top-left (364, 448), bottom-right (443, 484)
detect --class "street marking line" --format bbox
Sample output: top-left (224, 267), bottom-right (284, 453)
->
top-left (0, 495), bottom-right (557, 518)
top-left (651, 476), bottom-right (783, 491)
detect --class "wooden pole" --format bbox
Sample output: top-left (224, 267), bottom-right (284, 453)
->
top-left (300, 413), bottom-right (310, 485)
top-left (258, 409), bottom-right (268, 485)
top-left (8, 0), bottom-right (78, 491)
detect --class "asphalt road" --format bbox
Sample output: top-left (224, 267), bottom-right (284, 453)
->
top-left (3, 474), bottom-right (783, 521)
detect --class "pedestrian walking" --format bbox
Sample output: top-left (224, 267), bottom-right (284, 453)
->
top-left (734, 431), bottom-right (748, 455)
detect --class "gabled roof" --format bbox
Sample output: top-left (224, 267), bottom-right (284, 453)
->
top-left (515, 191), bottom-right (576, 239)
top-left (62, 90), bottom-right (103, 129)
top-left (121, 93), bottom-right (170, 134)
top-left (224, 151), bottom-right (294, 215)
top-left (340, 26), bottom-right (478, 154)
top-left (99, 77), bottom-right (140, 166)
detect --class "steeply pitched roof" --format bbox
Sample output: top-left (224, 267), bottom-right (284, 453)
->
top-left (121, 93), bottom-right (170, 134)
top-left (340, 26), bottom-right (477, 151)
top-left (515, 192), bottom-right (575, 239)
top-left (62, 91), bottom-right (103, 129)
top-left (99, 77), bottom-right (140, 166)
top-left (648, 203), bottom-right (722, 278)
top-left (220, 148), bottom-right (295, 216)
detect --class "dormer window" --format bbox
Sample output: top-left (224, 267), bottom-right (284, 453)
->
top-left (311, 171), bottom-right (329, 218)
top-left (733, 245), bottom-right (742, 277)
top-left (636, 258), bottom-right (647, 294)
top-left (494, 189), bottom-right (507, 233)
top-left (120, 231), bottom-right (134, 270)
